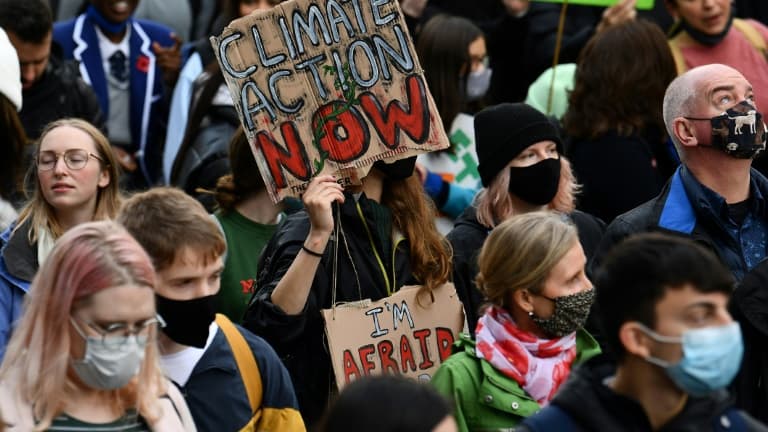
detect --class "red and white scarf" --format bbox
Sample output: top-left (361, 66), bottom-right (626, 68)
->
top-left (475, 305), bottom-right (578, 405)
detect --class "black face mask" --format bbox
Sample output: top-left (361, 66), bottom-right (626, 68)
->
top-left (373, 156), bottom-right (417, 180)
top-left (508, 157), bottom-right (561, 206)
top-left (680, 13), bottom-right (733, 46)
top-left (156, 294), bottom-right (217, 348)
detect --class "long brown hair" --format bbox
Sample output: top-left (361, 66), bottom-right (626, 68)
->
top-left (15, 119), bottom-right (122, 242)
top-left (564, 19), bottom-right (676, 139)
top-left (416, 14), bottom-right (483, 136)
top-left (0, 95), bottom-right (27, 201)
top-left (213, 127), bottom-right (266, 213)
top-left (382, 176), bottom-right (451, 295)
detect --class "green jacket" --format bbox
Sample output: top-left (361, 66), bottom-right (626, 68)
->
top-left (430, 330), bottom-right (600, 432)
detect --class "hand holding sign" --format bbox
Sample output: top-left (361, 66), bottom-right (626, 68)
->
top-left (304, 175), bottom-right (345, 237)
top-left (596, 0), bottom-right (637, 33)
top-left (503, 0), bottom-right (531, 16)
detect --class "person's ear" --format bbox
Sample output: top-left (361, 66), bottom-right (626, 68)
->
top-left (673, 117), bottom-right (699, 148)
top-left (98, 167), bottom-right (110, 188)
top-left (619, 322), bottom-right (653, 358)
top-left (512, 289), bottom-right (535, 315)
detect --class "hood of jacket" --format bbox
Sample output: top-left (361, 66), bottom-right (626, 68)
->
top-left (0, 220), bottom-right (37, 285)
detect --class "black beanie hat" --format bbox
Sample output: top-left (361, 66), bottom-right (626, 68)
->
top-left (475, 103), bottom-right (563, 187)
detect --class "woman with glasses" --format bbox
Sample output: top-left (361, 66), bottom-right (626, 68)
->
top-left (0, 220), bottom-right (196, 430)
top-left (0, 118), bottom-right (121, 360)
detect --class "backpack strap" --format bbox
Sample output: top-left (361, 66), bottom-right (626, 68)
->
top-left (521, 405), bottom-right (577, 432)
top-left (215, 314), bottom-right (263, 413)
top-left (670, 19), bottom-right (768, 75)
top-left (668, 30), bottom-right (694, 75)
top-left (732, 18), bottom-right (768, 58)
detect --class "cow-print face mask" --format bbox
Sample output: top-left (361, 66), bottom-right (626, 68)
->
top-left (687, 101), bottom-right (767, 159)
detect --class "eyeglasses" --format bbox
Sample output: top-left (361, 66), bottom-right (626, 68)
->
top-left (37, 149), bottom-right (104, 171)
top-left (70, 315), bottom-right (166, 348)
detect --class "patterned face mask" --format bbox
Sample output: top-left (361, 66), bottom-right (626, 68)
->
top-left (531, 288), bottom-right (595, 337)
top-left (686, 100), bottom-right (767, 159)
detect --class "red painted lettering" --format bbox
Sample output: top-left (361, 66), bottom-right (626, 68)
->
top-left (255, 121), bottom-right (312, 189)
top-left (358, 344), bottom-right (376, 376)
top-left (377, 340), bottom-right (399, 374)
top-left (413, 329), bottom-right (434, 369)
top-left (313, 102), bottom-right (371, 163)
top-left (400, 334), bottom-right (417, 373)
top-left (436, 327), bottom-right (455, 361)
top-left (359, 74), bottom-right (430, 150)
top-left (342, 349), bottom-right (361, 384)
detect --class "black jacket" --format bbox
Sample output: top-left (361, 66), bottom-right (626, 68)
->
top-left (170, 105), bottom-right (237, 211)
top-left (591, 166), bottom-right (768, 281)
top-left (567, 129), bottom-right (672, 224)
top-left (518, 355), bottom-right (768, 431)
top-left (731, 259), bottom-right (768, 423)
top-left (19, 51), bottom-right (105, 140)
top-left (243, 193), bottom-right (415, 427)
top-left (447, 206), bottom-right (605, 334)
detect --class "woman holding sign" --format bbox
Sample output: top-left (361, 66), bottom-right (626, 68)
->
top-left (244, 158), bottom-right (452, 427)
top-left (432, 211), bottom-right (600, 431)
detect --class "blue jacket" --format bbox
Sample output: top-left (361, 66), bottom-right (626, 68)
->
top-left (53, 15), bottom-right (174, 185)
top-left (0, 223), bottom-right (35, 362)
top-left (592, 165), bottom-right (768, 281)
top-left (179, 322), bottom-right (303, 431)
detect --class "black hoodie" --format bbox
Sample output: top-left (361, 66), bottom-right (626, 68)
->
top-left (518, 355), bottom-right (768, 431)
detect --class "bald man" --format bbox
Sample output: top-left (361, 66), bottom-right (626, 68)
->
top-left (592, 64), bottom-right (768, 282)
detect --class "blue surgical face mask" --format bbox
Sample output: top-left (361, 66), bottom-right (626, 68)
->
top-left (637, 322), bottom-right (744, 397)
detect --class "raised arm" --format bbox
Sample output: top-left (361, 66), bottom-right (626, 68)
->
top-left (269, 175), bottom-right (345, 315)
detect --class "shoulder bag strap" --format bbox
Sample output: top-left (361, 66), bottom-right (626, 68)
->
top-left (215, 313), bottom-right (263, 413)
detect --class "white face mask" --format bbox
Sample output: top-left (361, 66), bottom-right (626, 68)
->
top-left (70, 318), bottom-right (148, 390)
top-left (466, 66), bottom-right (493, 102)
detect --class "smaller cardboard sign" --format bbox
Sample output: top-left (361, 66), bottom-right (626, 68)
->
top-left (322, 283), bottom-right (465, 389)
top-left (532, 0), bottom-right (654, 10)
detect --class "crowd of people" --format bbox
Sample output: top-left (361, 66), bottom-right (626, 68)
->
top-left (0, 0), bottom-right (768, 431)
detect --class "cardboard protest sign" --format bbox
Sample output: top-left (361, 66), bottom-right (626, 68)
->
top-left (532, 0), bottom-right (654, 9)
top-left (321, 283), bottom-right (465, 389)
top-left (211, 0), bottom-right (450, 202)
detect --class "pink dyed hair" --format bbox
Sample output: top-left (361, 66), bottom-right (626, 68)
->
top-left (1, 220), bottom-right (166, 430)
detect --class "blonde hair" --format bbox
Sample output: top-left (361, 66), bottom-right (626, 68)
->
top-left (16, 118), bottom-right (122, 242)
top-left (476, 211), bottom-right (578, 308)
top-left (0, 221), bottom-right (166, 430)
top-left (475, 157), bottom-right (579, 228)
